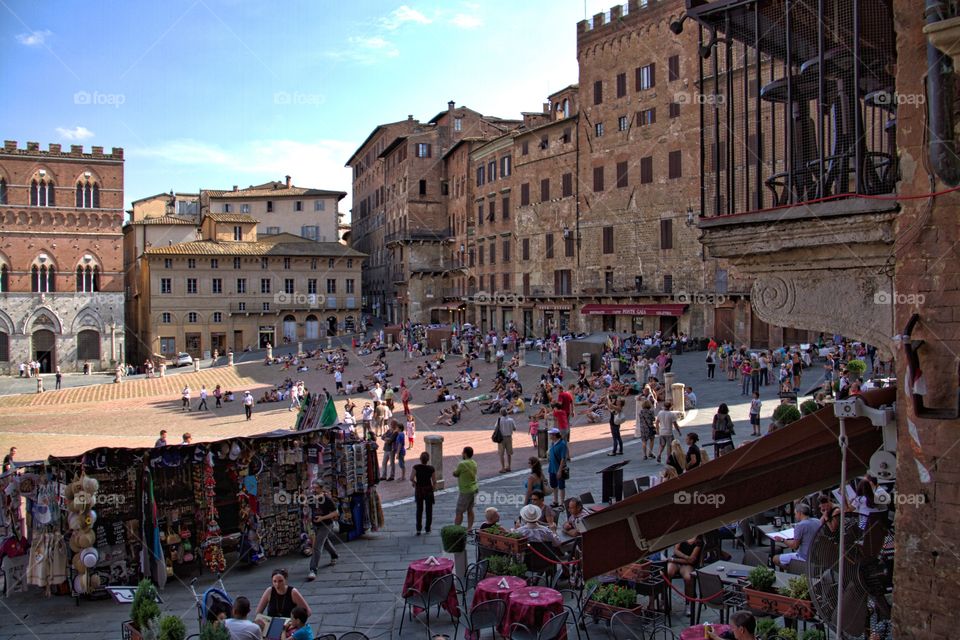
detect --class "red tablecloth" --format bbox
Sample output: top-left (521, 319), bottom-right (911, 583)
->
top-left (503, 586), bottom-right (566, 640)
top-left (466, 576), bottom-right (527, 639)
top-left (402, 557), bottom-right (460, 617)
top-left (680, 623), bottom-right (732, 640)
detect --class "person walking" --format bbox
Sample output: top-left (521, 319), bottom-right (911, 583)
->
top-left (400, 382), bottom-right (411, 415)
top-left (606, 394), bottom-right (625, 456)
top-left (654, 401), bottom-right (680, 463)
top-left (243, 391), bottom-right (254, 420)
top-left (453, 446), bottom-right (479, 530)
top-left (411, 451), bottom-right (436, 535)
top-left (55, 366), bottom-right (62, 390)
top-left (547, 429), bottom-right (569, 508)
top-left (496, 408), bottom-right (516, 473)
top-left (394, 423), bottom-right (408, 481)
top-left (306, 482), bottom-right (339, 581)
top-left (638, 399), bottom-right (657, 460)
top-left (750, 358), bottom-right (761, 395)
top-left (712, 403), bottom-right (736, 457)
top-left (214, 384), bottom-right (223, 408)
top-left (706, 351), bottom-right (716, 379)
top-left (181, 385), bottom-right (191, 411)
top-left (197, 385), bottom-right (209, 411)
top-left (380, 426), bottom-right (397, 480)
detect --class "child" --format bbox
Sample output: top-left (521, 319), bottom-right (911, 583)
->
top-left (281, 606), bottom-right (313, 640)
top-left (405, 414), bottom-right (416, 449)
top-left (528, 415), bottom-right (540, 447)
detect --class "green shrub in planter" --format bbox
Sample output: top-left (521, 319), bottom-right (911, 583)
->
top-left (755, 618), bottom-right (781, 640)
top-left (592, 584), bottom-right (637, 608)
top-left (158, 615), bottom-right (187, 640)
top-left (800, 399), bottom-right (820, 416)
top-left (486, 555), bottom-right (526, 577)
top-left (440, 525), bottom-right (467, 553)
top-left (845, 359), bottom-right (867, 378)
top-left (800, 630), bottom-right (826, 640)
top-left (772, 403), bottom-right (802, 427)
top-left (776, 628), bottom-right (798, 640)
top-left (747, 565), bottom-right (777, 593)
top-left (198, 623), bottom-right (231, 640)
top-left (783, 575), bottom-right (811, 600)
top-left (131, 579), bottom-right (161, 631)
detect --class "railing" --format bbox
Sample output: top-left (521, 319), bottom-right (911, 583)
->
top-left (689, 0), bottom-right (897, 218)
top-left (384, 228), bottom-right (453, 244)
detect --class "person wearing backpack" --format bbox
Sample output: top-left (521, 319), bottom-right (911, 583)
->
top-left (712, 403), bottom-right (735, 458)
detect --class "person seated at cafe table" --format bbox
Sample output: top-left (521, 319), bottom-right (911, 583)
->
top-left (772, 503), bottom-right (821, 568)
top-left (528, 491), bottom-right (557, 529)
top-left (255, 568), bottom-right (311, 628)
top-left (707, 610), bottom-right (757, 640)
top-left (561, 497), bottom-right (592, 538)
top-left (479, 507), bottom-right (501, 530)
top-left (666, 535), bottom-right (703, 601)
top-left (281, 606), bottom-right (313, 640)
top-left (513, 504), bottom-right (563, 546)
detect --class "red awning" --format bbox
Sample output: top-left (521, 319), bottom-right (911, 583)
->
top-left (580, 303), bottom-right (688, 316)
top-left (579, 387), bottom-right (894, 579)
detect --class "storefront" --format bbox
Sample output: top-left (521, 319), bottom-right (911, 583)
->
top-left (580, 303), bottom-right (688, 336)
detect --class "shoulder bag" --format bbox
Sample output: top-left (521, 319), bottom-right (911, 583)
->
top-left (491, 418), bottom-right (503, 443)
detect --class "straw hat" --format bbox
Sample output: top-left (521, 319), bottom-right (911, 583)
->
top-left (520, 504), bottom-right (542, 523)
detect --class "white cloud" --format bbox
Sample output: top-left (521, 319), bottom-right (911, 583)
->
top-left (129, 138), bottom-right (356, 215)
top-left (16, 30), bottom-right (52, 46)
top-left (55, 126), bottom-right (94, 140)
top-left (381, 5), bottom-right (431, 30)
top-left (327, 35), bottom-right (399, 64)
top-left (450, 13), bottom-right (483, 29)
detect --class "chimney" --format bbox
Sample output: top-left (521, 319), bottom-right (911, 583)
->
top-left (448, 100), bottom-right (455, 111)
top-left (285, 175), bottom-right (292, 188)
top-left (232, 185), bottom-right (238, 191)
top-left (71, 145), bottom-right (83, 154)
top-left (3, 140), bottom-right (16, 151)
top-left (408, 115), bottom-right (414, 121)
top-left (27, 141), bottom-right (39, 151)
top-left (49, 143), bottom-right (61, 153)
top-left (92, 146), bottom-right (103, 156)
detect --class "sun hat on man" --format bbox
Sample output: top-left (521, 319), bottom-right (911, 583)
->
top-left (520, 504), bottom-right (542, 523)
top-left (548, 428), bottom-right (561, 435)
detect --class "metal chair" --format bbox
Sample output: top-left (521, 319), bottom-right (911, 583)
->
top-left (694, 571), bottom-right (739, 625)
top-left (398, 572), bottom-right (456, 637)
top-left (634, 561), bottom-right (671, 627)
top-left (524, 541), bottom-right (561, 587)
top-left (339, 634), bottom-right (370, 640)
top-left (785, 558), bottom-right (807, 575)
top-left (559, 580), bottom-right (598, 640)
top-left (315, 634), bottom-right (337, 640)
top-left (508, 609), bottom-right (569, 640)
top-left (645, 626), bottom-right (678, 640)
top-left (454, 598), bottom-right (505, 640)
top-left (609, 610), bottom-right (665, 640)
top-left (455, 560), bottom-right (489, 611)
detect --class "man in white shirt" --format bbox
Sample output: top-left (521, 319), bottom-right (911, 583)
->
top-left (513, 505), bottom-right (562, 546)
top-left (654, 401), bottom-right (680, 463)
top-left (243, 391), bottom-right (254, 420)
top-left (371, 382), bottom-right (383, 403)
top-left (496, 408), bottom-right (517, 473)
top-left (224, 596), bottom-right (262, 640)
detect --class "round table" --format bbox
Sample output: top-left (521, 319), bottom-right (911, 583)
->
top-left (680, 623), bottom-right (732, 640)
top-left (402, 557), bottom-right (459, 617)
top-left (470, 576), bottom-right (527, 637)
top-left (503, 586), bottom-right (566, 640)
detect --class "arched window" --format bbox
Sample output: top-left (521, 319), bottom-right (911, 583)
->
top-left (75, 263), bottom-right (99, 292)
top-left (0, 178), bottom-right (7, 205)
top-left (0, 264), bottom-right (8, 293)
top-left (31, 261), bottom-right (55, 292)
top-left (75, 178), bottom-right (101, 208)
top-left (31, 178), bottom-right (55, 207)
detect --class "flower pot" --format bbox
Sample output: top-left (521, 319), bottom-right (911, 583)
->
top-left (583, 600), bottom-right (645, 622)
top-left (121, 621), bottom-right (143, 640)
top-left (475, 529), bottom-right (528, 554)
top-left (744, 587), bottom-right (817, 620)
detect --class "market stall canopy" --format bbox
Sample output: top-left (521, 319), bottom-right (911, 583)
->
top-left (579, 387), bottom-right (894, 578)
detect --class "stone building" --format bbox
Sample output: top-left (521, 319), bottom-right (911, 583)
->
top-left (129, 192), bottom-right (200, 222)
top-left (0, 140), bottom-right (125, 374)
top-left (124, 213), bottom-right (364, 365)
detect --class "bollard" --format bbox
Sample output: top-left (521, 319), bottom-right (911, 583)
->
top-left (664, 371), bottom-right (675, 389)
top-left (537, 426), bottom-right (549, 459)
top-left (297, 341), bottom-right (303, 357)
top-left (266, 344), bottom-right (273, 361)
top-left (671, 383), bottom-right (685, 415)
top-left (227, 352), bottom-right (234, 366)
top-left (582, 352), bottom-right (592, 375)
top-left (193, 359), bottom-right (200, 373)
top-left (327, 336), bottom-right (333, 351)
top-left (424, 434), bottom-right (445, 490)
top-left (519, 344), bottom-right (526, 367)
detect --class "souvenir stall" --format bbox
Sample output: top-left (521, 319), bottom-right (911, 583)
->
top-left (0, 464), bottom-right (60, 598)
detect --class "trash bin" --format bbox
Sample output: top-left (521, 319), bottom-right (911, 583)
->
top-left (537, 426), bottom-right (549, 459)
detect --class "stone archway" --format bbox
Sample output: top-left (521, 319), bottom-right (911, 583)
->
top-left (32, 328), bottom-right (56, 373)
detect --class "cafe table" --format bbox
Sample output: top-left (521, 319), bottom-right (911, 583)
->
top-left (698, 561), bottom-right (791, 591)
top-left (469, 575), bottom-right (527, 637)
top-left (681, 623), bottom-right (732, 640)
top-left (502, 585), bottom-right (567, 640)
top-left (402, 556), bottom-right (460, 617)
top-left (756, 524), bottom-right (793, 555)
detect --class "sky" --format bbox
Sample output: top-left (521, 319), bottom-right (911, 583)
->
top-left (0, 0), bottom-right (616, 219)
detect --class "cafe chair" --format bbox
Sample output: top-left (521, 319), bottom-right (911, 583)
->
top-left (315, 634), bottom-right (336, 640)
top-left (508, 609), bottom-right (569, 640)
top-left (578, 492), bottom-right (595, 505)
top-left (524, 541), bottom-right (561, 587)
top-left (339, 634), bottom-right (370, 640)
top-left (622, 479), bottom-right (639, 499)
top-left (454, 560), bottom-right (489, 611)
top-left (786, 558), bottom-right (807, 575)
top-left (559, 580), bottom-right (598, 640)
top-left (399, 573), bottom-right (456, 638)
top-left (693, 571), bottom-right (739, 625)
top-left (644, 626), bottom-right (678, 640)
top-left (454, 598), bottom-right (505, 640)
top-left (609, 610), bottom-right (666, 640)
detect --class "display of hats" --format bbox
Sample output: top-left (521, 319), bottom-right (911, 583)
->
top-left (229, 442), bottom-right (242, 460)
top-left (73, 554), bottom-right (87, 573)
top-left (83, 510), bottom-right (97, 528)
top-left (80, 475), bottom-right (99, 495)
top-left (80, 547), bottom-right (99, 568)
top-left (74, 528), bottom-right (96, 549)
top-left (182, 552), bottom-right (194, 563)
top-left (88, 573), bottom-right (101, 590)
top-left (69, 534), bottom-right (85, 553)
top-left (73, 573), bottom-right (88, 594)
top-left (67, 512), bottom-right (83, 531)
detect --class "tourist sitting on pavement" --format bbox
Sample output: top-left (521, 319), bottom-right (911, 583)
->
top-left (434, 402), bottom-right (461, 426)
top-left (479, 507), bottom-right (500, 530)
top-left (513, 505), bottom-right (562, 546)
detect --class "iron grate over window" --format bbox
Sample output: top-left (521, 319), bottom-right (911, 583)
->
top-left (688, 0), bottom-right (897, 217)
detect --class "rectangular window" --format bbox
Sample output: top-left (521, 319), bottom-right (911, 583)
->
top-left (523, 273), bottom-right (530, 296)
top-left (502, 195), bottom-right (510, 220)
top-left (669, 101), bottom-right (681, 118)
top-left (660, 219), bottom-right (673, 249)
top-left (479, 245), bottom-right (485, 266)
top-left (283, 257), bottom-right (291, 270)
top-left (539, 135), bottom-right (548, 150)
top-left (264, 226), bottom-right (280, 235)
top-left (668, 150), bottom-right (682, 179)
top-left (267, 200), bottom-right (274, 212)
top-left (477, 165), bottom-right (485, 187)
top-left (605, 271), bottom-right (614, 293)
top-left (238, 302), bottom-right (246, 311)
top-left (489, 243), bottom-right (496, 265)
top-left (616, 72), bottom-right (627, 98)
top-left (186, 278), bottom-right (197, 294)
top-left (663, 274), bottom-right (673, 293)
top-left (595, 122), bottom-right (604, 137)
top-left (564, 234), bottom-right (574, 257)
top-left (233, 226), bottom-right (242, 241)
top-left (562, 128), bottom-right (571, 143)
top-left (160, 337), bottom-right (176, 354)
top-left (314, 200), bottom-right (325, 211)
top-left (618, 115), bottom-right (628, 131)
top-left (240, 204), bottom-right (250, 213)
top-left (284, 278), bottom-right (295, 294)
top-left (469, 250), bottom-right (475, 267)
top-left (236, 278), bottom-right (247, 294)
top-left (212, 278), bottom-right (222, 294)
top-left (308, 278), bottom-right (317, 294)
top-left (210, 258), bottom-right (218, 269)
top-left (500, 155), bottom-right (512, 177)
top-left (454, 117), bottom-right (462, 131)
top-left (212, 312), bottom-right (222, 323)
top-left (520, 183), bottom-right (530, 206)
top-left (593, 166), bottom-right (605, 192)
top-left (522, 238), bottom-right (530, 261)
top-left (419, 179), bottom-right (427, 195)
top-left (416, 143), bottom-right (431, 158)
top-left (234, 257), bottom-right (241, 269)
top-left (187, 258), bottom-right (196, 269)
top-left (160, 278), bottom-right (172, 294)
top-left (603, 226), bottom-right (614, 254)
top-left (223, 203), bottom-right (232, 213)
top-left (668, 54), bottom-right (680, 81)
top-left (640, 156), bottom-right (653, 184)
top-left (301, 225), bottom-right (319, 241)
top-left (503, 273), bottom-right (511, 290)
top-left (593, 80), bottom-right (603, 105)
top-left (326, 279), bottom-right (336, 294)
top-left (616, 161), bottom-right (629, 188)
top-left (441, 180), bottom-right (449, 196)
top-left (161, 312), bottom-right (171, 324)
top-left (636, 63), bottom-right (656, 91)
top-left (489, 274), bottom-right (496, 293)
top-left (521, 140), bottom-right (529, 156)
top-left (562, 173), bottom-right (573, 198)
top-left (478, 204), bottom-right (484, 226)
top-left (164, 258), bottom-right (172, 269)
top-left (488, 200), bottom-right (495, 222)
top-left (261, 257), bottom-right (268, 269)
top-left (260, 278), bottom-right (271, 294)
top-left (555, 269), bottom-right (572, 295)
top-left (262, 302), bottom-right (270, 312)
top-left (638, 108), bottom-right (656, 126)
top-left (488, 161), bottom-right (496, 182)
top-left (502, 240), bottom-right (511, 262)
top-left (540, 178), bottom-right (550, 202)
top-left (346, 279), bottom-right (355, 294)
top-left (545, 233), bottom-right (554, 259)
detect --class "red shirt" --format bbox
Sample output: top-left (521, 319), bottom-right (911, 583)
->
top-left (553, 409), bottom-right (569, 431)
top-left (558, 390), bottom-right (574, 416)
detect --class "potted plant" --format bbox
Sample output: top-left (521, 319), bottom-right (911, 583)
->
top-left (614, 561), bottom-right (653, 583)
top-left (771, 403), bottom-right (802, 428)
top-left (198, 624), bottom-right (231, 640)
top-left (158, 615), bottom-right (187, 640)
top-left (123, 579), bottom-right (161, 640)
top-left (440, 524), bottom-right (469, 577)
top-left (800, 399), bottom-right (820, 416)
top-left (800, 630), bottom-right (826, 640)
top-left (474, 524), bottom-right (528, 554)
top-left (486, 555), bottom-right (527, 577)
top-left (744, 569), bottom-right (816, 620)
top-left (583, 583), bottom-right (642, 621)
top-left (754, 619), bottom-right (781, 640)
top-left (845, 359), bottom-right (867, 380)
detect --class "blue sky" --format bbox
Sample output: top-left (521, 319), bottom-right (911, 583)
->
top-left (1, 0), bottom-right (614, 219)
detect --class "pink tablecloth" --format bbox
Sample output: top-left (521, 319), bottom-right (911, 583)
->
top-left (680, 623), bottom-right (732, 640)
top-left (468, 576), bottom-right (527, 638)
top-left (402, 557), bottom-right (460, 617)
top-left (503, 586), bottom-right (566, 640)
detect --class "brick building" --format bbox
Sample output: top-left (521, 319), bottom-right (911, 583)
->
top-left (0, 140), bottom-right (125, 374)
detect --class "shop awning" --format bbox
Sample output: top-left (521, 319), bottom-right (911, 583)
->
top-left (580, 303), bottom-right (688, 316)
top-left (536, 304), bottom-right (572, 311)
top-left (434, 302), bottom-right (463, 310)
top-left (579, 387), bottom-right (894, 578)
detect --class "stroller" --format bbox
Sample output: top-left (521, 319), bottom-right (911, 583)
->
top-left (189, 576), bottom-right (232, 630)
